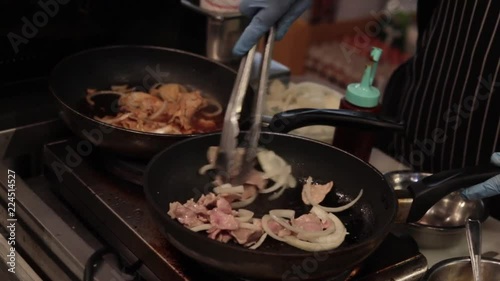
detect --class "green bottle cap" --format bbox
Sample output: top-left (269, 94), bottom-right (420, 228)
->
top-left (345, 47), bottom-right (382, 108)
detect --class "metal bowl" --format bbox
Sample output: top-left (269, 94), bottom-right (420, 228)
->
top-left (422, 257), bottom-right (500, 281)
top-left (385, 171), bottom-right (489, 249)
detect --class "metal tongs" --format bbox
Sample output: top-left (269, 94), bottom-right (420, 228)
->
top-left (215, 27), bottom-right (276, 185)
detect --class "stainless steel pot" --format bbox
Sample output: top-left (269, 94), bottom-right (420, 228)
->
top-left (180, 0), bottom-right (248, 63)
top-left (422, 257), bottom-right (500, 281)
top-left (385, 171), bottom-right (489, 249)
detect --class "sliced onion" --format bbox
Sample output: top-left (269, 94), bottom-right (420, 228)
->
top-left (259, 175), bottom-right (288, 194)
top-left (239, 223), bottom-right (261, 231)
top-left (287, 174), bottom-right (297, 188)
top-left (269, 209), bottom-right (295, 219)
top-left (207, 146), bottom-right (219, 164)
top-left (237, 209), bottom-right (254, 218)
top-left (269, 214), bottom-right (336, 240)
top-left (236, 217), bottom-right (252, 222)
top-left (248, 233), bottom-right (267, 250)
top-left (269, 215), bottom-right (304, 233)
top-left (95, 113), bottom-right (131, 124)
top-left (190, 224), bottom-right (212, 232)
top-left (149, 100), bottom-right (168, 120)
top-left (304, 176), bottom-right (363, 213)
top-left (235, 209), bottom-right (254, 222)
top-left (218, 183), bottom-right (232, 189)
top-left (201, 98), bottom-right (223, 117)
top-left (257, 151), bottom-right (288, 179)
top-left (256, 150), bottom-right (295, 198)
top-left (259, 165), bottom-right (291, 194)
top-left (151, 125), bottom-right (181, 134)
top-left (282, 235), bottom-right (343, 252)
top-left (307, 213), bottom-right (346, 244)
top-left (318, 190), bottom-right (363, 213)
top-left (309, 206), bottom-right (329, 221)
top-left (111, 85), bottom-right (135, 93)
top-left (213, 185), bottom-right (244, 194)
top-left (268, 186), bottom-right (287, 201)
top-left (199, 164), bottom-right (215, 175)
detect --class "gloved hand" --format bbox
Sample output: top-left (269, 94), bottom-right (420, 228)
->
top-left (461, 153), bottom-right (500, 200)
top-left (233, 0), bottom-right (312, 56)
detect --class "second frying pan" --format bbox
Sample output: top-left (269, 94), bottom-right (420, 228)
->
top-left (49, 45), bottom-right (255, 160)
top-left (144, 130), bottom-right (499, 280)
top-left (47, 45), bottom-right (409, 161)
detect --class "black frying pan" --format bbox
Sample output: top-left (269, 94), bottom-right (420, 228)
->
top-left (48, 45), bottom-right (255, 160)
top-left (48, 45), bottom-right (415, 162)
top-left (144, 129), bottom-right (499, 280)
top-left (48, 45), bottom-right (413, 162)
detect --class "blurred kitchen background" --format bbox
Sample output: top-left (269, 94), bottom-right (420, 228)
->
top-left (0, 0), bottom-right (417, 88)
top-left (277, 0), bottom-right (417, 93)
top-left (0, 0), bottom-right (418, 144)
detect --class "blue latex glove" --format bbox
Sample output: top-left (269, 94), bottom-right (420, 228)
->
top-left (461, 153), bottom-right (500, 200)
top-left (233, 0), bottom-right (312, 56)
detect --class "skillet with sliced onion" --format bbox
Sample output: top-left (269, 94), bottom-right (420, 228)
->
top-left (168, 147), bottom-right (363, 252)
top-left (144, 131), bottom-right (491, 280)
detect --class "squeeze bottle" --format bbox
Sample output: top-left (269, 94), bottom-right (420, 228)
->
top-left (331, 47), bottom-right (383, 162)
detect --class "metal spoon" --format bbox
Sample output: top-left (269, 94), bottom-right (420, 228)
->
top-left (466, 218), bottom-right (482, 281)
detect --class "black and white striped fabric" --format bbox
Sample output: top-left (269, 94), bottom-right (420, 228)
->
top-left (380, 0), bottom-right (500, 173)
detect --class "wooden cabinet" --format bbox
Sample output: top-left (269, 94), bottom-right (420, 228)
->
top-left (271, 17), bottom-right (378, 75)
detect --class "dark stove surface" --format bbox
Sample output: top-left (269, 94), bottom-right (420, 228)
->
top-left (0, 77), bottom-right (59, 130)
top-left (94, 151), bottom-right (147, 186)
top-left (43, 138), bottom-right (427, 281)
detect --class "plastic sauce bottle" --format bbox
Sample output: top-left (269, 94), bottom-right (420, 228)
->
top-left (331, 47), bottom-right (383, 162)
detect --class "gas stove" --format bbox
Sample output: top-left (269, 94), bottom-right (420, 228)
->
top-left (0, 76), bottom-right (429, 281)
top-left (46, 138), bottom-right (429, 281)
top-left (1, 126), bottom-right (428, 280)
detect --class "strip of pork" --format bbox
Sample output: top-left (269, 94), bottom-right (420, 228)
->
top-left (302, 181), bottom-right (334, 205)
top-left (266, 219), bottom-right (292, 237)
top-left (198, 193), bottom-right (218, 207)
top-left (170, 91), bottom-right (205, 131)
top-left (244, 169), bottom-right (268, 190)
top-left (167, 202), bottom-right (205, 228)
top-left (292, 214), bottom-right (325, 232)
top-left (168, 193), bottom-right (264, 246)
top-left (231, 219), bottom-right (264, 245)
top-left (220, 185), bottom-right (257, 204)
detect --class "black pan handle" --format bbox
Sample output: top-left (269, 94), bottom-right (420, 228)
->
top-left (406, 165), bottom-right (500, 222)
top-left (268, 108), bottom-right (405, 134)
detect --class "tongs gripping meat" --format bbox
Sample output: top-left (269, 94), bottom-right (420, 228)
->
top-left (216, 27), bottom-right (276, 185)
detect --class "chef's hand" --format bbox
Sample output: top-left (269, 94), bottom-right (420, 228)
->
top-left (233, 0), bottom-right (312, 56)
top-left (461, 153), bottom-right (500, 200)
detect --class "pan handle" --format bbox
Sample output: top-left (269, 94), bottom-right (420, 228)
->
top-left (268, 108), bottom-right (405, 133)
top-left (406, 165), bottom-right (500, 223)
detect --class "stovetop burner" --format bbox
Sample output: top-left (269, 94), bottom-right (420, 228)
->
top-left (43, 138), bottom-right (427, 281)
